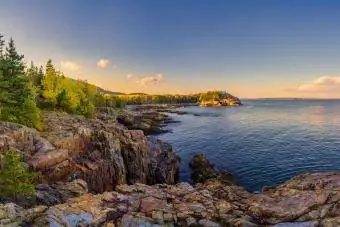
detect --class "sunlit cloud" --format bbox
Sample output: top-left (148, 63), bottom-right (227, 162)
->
top-left (136, 74), bottom-right (164, 86)
top-left (97, 58), bottom-right (110, 68)
top-left (292, 76), bottom-right (340, 92)
top-left (60, 61), bottom-right (80, 71)
top-left (127, 74), bottom-right (133, 79)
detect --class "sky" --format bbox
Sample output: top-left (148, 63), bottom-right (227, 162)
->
top-left (1, 0), bottom-right (340, 98)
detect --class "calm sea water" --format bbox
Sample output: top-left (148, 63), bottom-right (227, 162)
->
top-left (155, 100), bottom-right (340, 192)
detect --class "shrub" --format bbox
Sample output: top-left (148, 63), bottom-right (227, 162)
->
top-left (0, 150), bottom-right (36, 199)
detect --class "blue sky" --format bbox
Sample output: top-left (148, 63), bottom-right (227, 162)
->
top-left (1, 0), bottom-right (340, 98)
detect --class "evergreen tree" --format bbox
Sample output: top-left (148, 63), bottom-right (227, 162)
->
top-left (0, 150), bottom-right (36, 199)
top-left (0, 37), bottom-right (41, 128)
top-left (42, 59), bottom-right (58, 106)
top-left (37, 65), bottom-right (44, 91)
top-left (0, 34), bottom-right (6, 101)
top-left (27, 61), bottom-right (39, 87)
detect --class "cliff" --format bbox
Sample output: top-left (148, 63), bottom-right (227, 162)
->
top-left (0, 110), bottom-right (180, 194)
top-left (1, 110), bottom-right (340, 226)
top-left (1, 155), bottom-right (340, 226)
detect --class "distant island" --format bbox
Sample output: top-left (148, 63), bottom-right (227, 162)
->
top-left (199, 91), bottom-right (242, 107)
top-left (100, 91), bottom-right (242, 107)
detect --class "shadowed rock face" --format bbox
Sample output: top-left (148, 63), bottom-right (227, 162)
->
top-left (189, 153), bottom-right (235, 185)
top-left (0, 111), bottom-right (180, 193)
top-left (3, 172), bottom-right (340, 226)
top-left (35, 179), bottom-right (88, 206)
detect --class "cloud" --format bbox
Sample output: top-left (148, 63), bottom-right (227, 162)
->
top-left (60, 61), bottom-right (80, 71)
top-left (293, 76), bottom-right (340, 92)
top-left (97, 59), bottom-right (110, 68)
top-left (136, 74), bottom-right (164, 86)
top-left (127, 74), bottom-right (133, 79)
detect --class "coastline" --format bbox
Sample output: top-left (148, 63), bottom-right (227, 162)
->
top-left (1, 106), bottom-right (340, 226)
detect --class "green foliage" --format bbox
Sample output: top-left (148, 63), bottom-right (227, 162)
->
top-left (40, 60), bottom-right (97, 117)
top-left (115, 93), bottom-right (199, 105)
top-left (0, 33), bottom-right (237, 124)
top-left (0, 35), bottom-right (41, 128)
top-left (0, 34), bottom-right (4, 58)
top-left (199, 91), bottom-right (226, 102)
top-left (0, 150), bottom-right (36, 198)
top-left (77, 94), bottom-right (95, 118)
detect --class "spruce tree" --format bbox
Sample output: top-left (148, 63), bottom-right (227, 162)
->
top-left (0, 150), bottom-right (36, 199)
top-left (0, 37), bottom-right (41, 128)
top-left (37, 65), bottom-right (44, 91)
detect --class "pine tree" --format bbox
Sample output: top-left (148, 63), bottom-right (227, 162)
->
top-left (0, 35), bottom-right (7, 104)
top-left (0, 37), bottom-right (41, 128)
top-left (37, 66), bottom-right (44, 91)
top-left (0, 150), bottom-right (36, 199)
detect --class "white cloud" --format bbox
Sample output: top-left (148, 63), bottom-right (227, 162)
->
top-left (127, 74), bottom-right (133, 79)
top-left (295, 76), bottom-right (340, 92)
top-left (60, 61), bottom-right (80, 71)
top-left (97, 59), bottom-right (110, 68)
top-left (136, 74), bottom-right (164, 86)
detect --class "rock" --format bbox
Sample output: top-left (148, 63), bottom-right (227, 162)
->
top-left (0, 111), bottom-right (180, 194)
top-left (198, 219), bottom-right (221, 227)
top-left (117, 110), bottom-right (172, 135)
top-left (35, 179), bottom-right (88, 206)
top-left (189, 153), bottom-right (235, 184)
top-left (3, 112), bottom-right (340, 226)
top-left (3, 171), bottom-right (340, 226)
top-left (148, 138), bottom-right (180, 184)
top-left (0, 203), bottom-right (24, 227)
top-left (273, 222), bottom-right (319, 227)
top-left (199, 92), bottom-right (242, 107)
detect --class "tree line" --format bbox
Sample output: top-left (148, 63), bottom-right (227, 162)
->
top-left (0, 34), bottom-right (236, 131)
top-left (0, 33), bottom-right (235, 200)
top-left (0, 34), bottom-right (128, 130)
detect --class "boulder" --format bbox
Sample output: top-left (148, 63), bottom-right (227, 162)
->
top-left (189, 153), bottom-right (235, 185)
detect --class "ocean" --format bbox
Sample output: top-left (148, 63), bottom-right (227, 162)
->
top-left (155, 99), bottom-right (340, 191)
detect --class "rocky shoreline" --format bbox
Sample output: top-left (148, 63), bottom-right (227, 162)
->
top-left (1, 107), bottom-right (340, 226)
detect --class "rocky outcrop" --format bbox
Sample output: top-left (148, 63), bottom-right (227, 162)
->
top-left (0, 111), bottom-right (180, 193)
top-left (116, 109), bottom-right (173, 135)
top-left (199, 93), bottom-right (242, 107)
top-left (189, 153), bottom-right (235, 185)
top-left (2, 111), bottom-right (340, 226)
top-left (3, 172), bottom-right (340, 226)
top-left (35, 179), bottom-right (88, 206)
